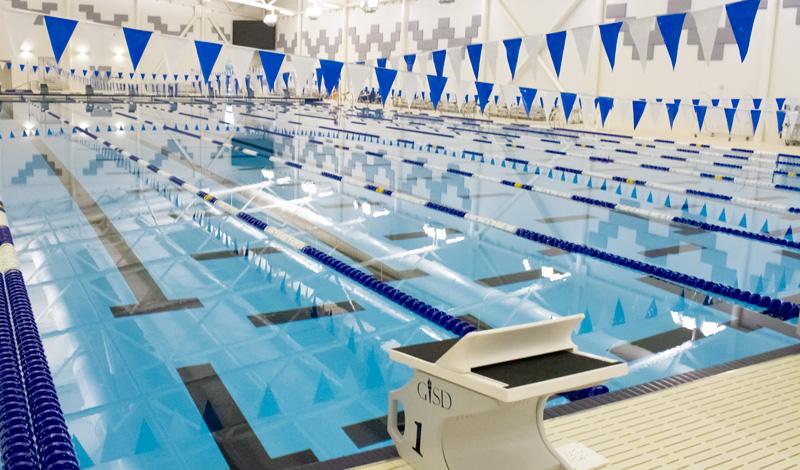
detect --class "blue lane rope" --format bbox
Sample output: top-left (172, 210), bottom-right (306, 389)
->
top-left (0, 208), bottom-right (78, 469)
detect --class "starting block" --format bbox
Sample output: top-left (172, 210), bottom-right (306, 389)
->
top-left (388, 315), bottom-right (627, 470)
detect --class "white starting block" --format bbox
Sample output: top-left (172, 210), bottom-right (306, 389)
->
top-left (387, 315), bottom-right (627, 470)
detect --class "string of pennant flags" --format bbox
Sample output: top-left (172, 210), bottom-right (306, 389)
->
top-left (4, 0), bottom-right (797, 137)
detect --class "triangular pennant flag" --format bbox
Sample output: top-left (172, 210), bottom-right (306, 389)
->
top-left (403, 53), bottom-right (416, 72)
top-left (225, 46), bottom-right (255, 82)
top-left (194, 40), bottom-right (223, 82)
top-left (731, 98), bottom-right (740, 109)
top-left (523, 35), bottom-right (544, 78)
top-left (667, 101), bottom-right (681, 128)
top-left (656, 13), bottom-right (685, 69)
top-left (598, 97), bottom-right (614, 127)
top-left (633, 100), bottom-right (647, 130)
top-left (519, 87), bottom-right (537, 116)
top-left (628, 17), bottom-right (654, 69)
top-left (752, 97), bottom-right (762, 109)
top-left (724, 108), bottom-right (736, 133)
top-left (376, 57), bottom-right (387, 68)
top-left (375, 67), bottom-right (398, 105)
top-left (319, 59), bottom-right (344, 94)
top-left (347, 63), bottom-right (372, 93)
top-left (466, 43), bottom-right (483, 80)
top-left (503, 38), bottom-right (522, 80)
top-left (711, 98), bottom-right (720, 107)
top-left (693, 7), bottom-right (723, 63)
top-left (561, 92), bottom-right (577, 121)
top-left (694, 104), bottom-right (707, 131)
top-left (598, 21), bottom-right (623, 70)
top-left (572, 26), bottom-right (594, 72)
top-left (258, 50), bottom-right (285, 92)
top-left (726, 0), bottom-right (760, 62)
top-left (122, 27), bottom-right (152, 71)
top-left (449, 48), bottom-right (463, 82)
top-left (291, 55), bottom-right (318, 90)
top-left (776, 98), bottom-right (786, 110)
top-left (432, 49), bottom-right (447, 77)
top-left (750, 109), bottom-right (761, 134)
top-left (776, 111), bottom-right (786, 135)
top-left (546, 31), bottom-right (567, 77)
top-left (43, 16), bottom-right (79, 64)
top-left (475, 81), bottom-right (494, 113)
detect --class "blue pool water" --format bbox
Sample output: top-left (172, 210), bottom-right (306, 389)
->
top-left (1, 98), bottom-right (798, 468)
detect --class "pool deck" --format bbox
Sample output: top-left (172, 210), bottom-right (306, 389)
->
top-left (356, 351), bottom-right (800, 469)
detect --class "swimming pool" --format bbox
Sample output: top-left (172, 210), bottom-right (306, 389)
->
top-left (1, 97), bottom-right (798, 468)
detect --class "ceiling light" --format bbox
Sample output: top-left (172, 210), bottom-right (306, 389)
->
top-left (361, 0), bottom-right (379, 12)
top-left (263, 11), bottom-right (278, 25)
top-left (306, 3), bottom-right (322, 19)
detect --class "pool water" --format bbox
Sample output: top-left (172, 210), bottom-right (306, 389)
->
top-left (1, 98), bottom-right (798, 469)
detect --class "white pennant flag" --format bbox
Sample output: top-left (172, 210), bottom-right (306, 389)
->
top-left (692, 6), bottom-right (723, 63)
top-left (5, 10), bottom-right (40, 61)
top-left (159, 35), bottom-right (193, 76)
top-left (401, 72), bottom-right (420, 103)
top-left (346, 63), bottom-right (371, 93)
top-left (225, 46), bottom-right (255, 82)
top-left (417, 54), bottom-right (429, 76)
top-left (448, 47), bottom-right (463, 83)
top-left (501, 84), bottom-right (518, 108)
top-left (290, 55), bottom-right (318, 92)
top-left (572, 26), bottom-right (595, 72)
top-left (482, 41), bottom-right (499, 82)
top-left (523, 35), bottom-right (544, 79)
top-left (627, 17), bottom-right (654, 69)
top-left (650, 101), bottom-right (664, 128)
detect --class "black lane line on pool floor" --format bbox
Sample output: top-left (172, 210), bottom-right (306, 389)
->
top-left (609, 327), bottom-right (705, 362)
top-left (33, 139), bottom-right (203, 316)
top-left (248, 301), bottom-right (364, 327)
top-left (192, 246), bottom-right (281, 261)
top-left (637, 276), bottom-right (799, 337)
top-left (178, 364), bottom-right (319, 469)
top-left (152, 138), bottom-right (428, 282)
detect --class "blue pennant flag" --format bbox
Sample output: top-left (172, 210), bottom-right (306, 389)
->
top-left (432, 50), bottom-right (447, 77)
top-left (691, 98), bottom-right (700, 106)
top-left (194, 40), bottom-right (222, 82)
top-left (427, 74), bottom-right (447, 110)
top-left (726, 0), bottom-right (760, 62)
top-left (546, 31), bottom-right (567, 77)
top-left (475, 81), bottom-right (494, 114)
top-left (315, 67), bottom-right (323, 92)
top-left (597, 97), bottom-right (614, 127)
top-left (724, 108), bottom-right (736, 133)
top-left (694, 105), bottom-right (707, 131)
top-left (282, 72), bottom-right (290, 88)
top-left (752, 98), bottom-right (762, 109)
top-left (319, 59), bottom-right (344, 95)
top-left (711, 98), bottom-right (720, 107)
top-left (731, 98), bottom-right (740, 109)
top-left (519, 87), bottom-right (537, 116)
top-left (123, 27), bottom-right (152, 71)
top-left (632, 100), bottom-right (647, 130)
top-left (376, 57), bottom-right (387, 68)
top-left (375, 67), bottom-right (397, 105)
top-left (666, 101), bottom-right (681, 128)
top-left (467, 43), bottom-right (483, 80)
top-left (776, 97), bottom-right (785, 110)
top-left (44, 16), bottom-right (79, 64)
top-left (503, 38), bottom-right (522, 79)
top-left (656, 12), bottom-right (685, 69)
top-left (258, 50), bottom-right (285, 92)
top-left (403, 54), bottom-right (416, 72)
top-left (750, 109), bottom-right (761, 134)
top-left (598, 21), bottom-right (623, 70)
top-left (560, 92), bottom-right (577, 121)
top-left (777, 111), bottom-right (786, 135)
